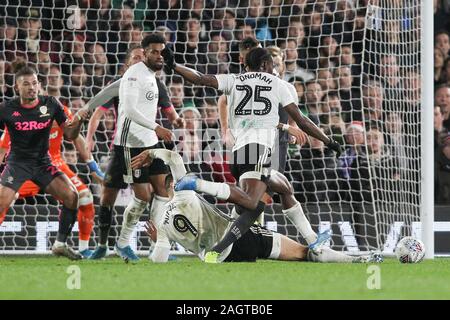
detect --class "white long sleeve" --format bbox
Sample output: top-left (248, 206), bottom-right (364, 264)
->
top-left (150, 228), bottom-right (171, 263)
top-left (148, 149), bottom-right (187, 181)
top-left (85, 79), bottom-right (121, 112)
top-left (122, 87), bottom-right (160, 130)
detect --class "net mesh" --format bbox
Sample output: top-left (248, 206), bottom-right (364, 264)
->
top-left (0, 0), bottom-right (422, 254)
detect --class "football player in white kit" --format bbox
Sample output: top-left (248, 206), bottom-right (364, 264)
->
top-left (131, 149), bottom-right (381, 264)
top-left (161, 46), bottom-right (342, 263)
top-left (91, 33), bottom-right (183, 262)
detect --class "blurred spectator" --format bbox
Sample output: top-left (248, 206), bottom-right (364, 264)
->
top-left (435, 106), bottom-right (448, 149)
top-left (46, 65), bottom-right (67, 101)
top-left (201, 98), bottom-right (220, 129)
top-left (304, 80), bottom-right (324, 116)
top-left (0, 18), bottom-right (24, 62)
top-left (20, 9), bottom-right (48, 64)
top-left (87, 43), bottom-right (113, 94)
top-left (335, 64), bottom-right (362, 122)
top-left (435, 30), bottom-right (450, 57)
top-left (288, 131), bottom-right (339, 203)
top-left (316, 69), bottom-right (336, 94)
top-left (280, 39), bottom-right (314, 82)
top-left (289, 76), bottom-right (306, 106)
top-left (204, 33), bottom-right (230, 75)
top-left (338, 121), bottom-right (365, 200)
top-left (384, 112), bottom-right (408, 170)
top-left (175, 14), bottom-right (206, 71)
top-left (338, 121), bottom-right (365, 177)
top-left (243, 0), bottom-right (273, 44)
top-left (168, 76), bottom-right (186, 110)
top-left (106, 4), bottom-right (136, 72)
top-left (362, 79), bottom-right (384, 125)
top-left (177, 107), bottom-right (204, 164)
top-left (435, 48), bottom-right (447, 84)
top-left (0, 56), bottom-right (14, 101)
top-left (435, 84), bottom-right (450, 129)
top-left (320, 91), bottom-right (342, 125)
top-left (379, 54), bottom-right (403, 101)
top-left (350, 128), bottom-right (400, 203)
top-left (70, 98), bottom-right (86, 113)
top-left (63, 65), bottom-right (91, 99)
top-left (61, 34), bottom-right (86, 76)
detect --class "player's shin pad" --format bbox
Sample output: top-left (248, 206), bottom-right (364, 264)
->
top-left (307, 246), bottom-right (354, 263)
top-left (117, 197), bottom-right (147, 248)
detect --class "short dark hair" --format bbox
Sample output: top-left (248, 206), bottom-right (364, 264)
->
top-left (141, 33), bottom-right (165, 49)
top-left (239, 37), bottom-right (259, 52)
top-left (165, 174), bottom-right (174, 190)
top-left (245, 47), bottom-right (272, 71)
top-left (15, 65), bottom-right (37, 81)
top-left (125, 44), bottom-right (143, 63)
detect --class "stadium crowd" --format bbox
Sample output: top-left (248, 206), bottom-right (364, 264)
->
top-left (0, 0), bottom-right (446, 208)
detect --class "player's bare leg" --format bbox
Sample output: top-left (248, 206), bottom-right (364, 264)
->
top-left (0, 185), bottom-right (19, 225)
top-left (114, 182), bottom-right (152, 262)
top-left (45, 175), bottom-right (82, 260)
top-left (206, 178), bottom-right (267, 259)
top-left (275, 234), bottom-right (365, 263)
top-left (266, 170), bottom-right (324, 247)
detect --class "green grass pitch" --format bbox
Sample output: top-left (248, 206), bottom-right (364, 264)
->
top-left (1, 256), bottom-right (449, 299)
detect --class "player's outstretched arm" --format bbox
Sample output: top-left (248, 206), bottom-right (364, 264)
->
top-left (63, 108), bottom-right (90, 140)
top-left (145, 221), bottom-right (171, 263)
top-left (86, 107), bottom-right (107, 151)
top-left (174, 64), bottom-right (219, 88)
top-left (72, 135), bottom-right (105, 180)
top-left (131, 149), bottom-right (187, 181)
top-left (83, 79), bottom-right (121, 113)
top-left (284, 103), bottom-right (342, 156)
top-left (162, 46), bottom-right (218, 88)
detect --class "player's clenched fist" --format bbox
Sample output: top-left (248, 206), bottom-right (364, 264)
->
top-left (131, 150), bottom-right (154, 169)
top-left (155, 125), bottom-right (175, 142)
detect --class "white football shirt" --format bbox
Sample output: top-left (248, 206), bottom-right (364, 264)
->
top-left (114, 62), bottom-right (159, 147)
top-left (155, 191), bottom-right (234, 263)
top-left (215, 72), bottom-right (296, 152)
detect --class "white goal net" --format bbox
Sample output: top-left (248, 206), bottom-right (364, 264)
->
top-left (0, 0), bottom-right (423, 255)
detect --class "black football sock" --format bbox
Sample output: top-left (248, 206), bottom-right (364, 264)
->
top-left (98, 206), bottom-right (113, 246)
top-left (56, 206), bottom-right (78, 243)
top-left (212, 201), bottom-right (265, 253)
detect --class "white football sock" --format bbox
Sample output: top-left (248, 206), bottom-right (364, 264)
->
top-left (196, 179), bottom-right (231, 200)
top-left (117, 196), bottom-right (147, 248)
top-left (149, 195), bottom-right (170, 225)
top-left (283, 202), bottom-right (317, 245)
top-left (307, 246), bottom-right (355, 263)
top-left (54, 240), bottom-right (65, 248)
top-left (78, 239), bottom-right (89, 252)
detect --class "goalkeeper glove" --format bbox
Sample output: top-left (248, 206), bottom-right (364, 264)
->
top-left (161, 46), bottom-right (175, 73)
top-left (87, 159), bottom-right (105, 179)
top-left (326, 138), bottom-right (343, 158)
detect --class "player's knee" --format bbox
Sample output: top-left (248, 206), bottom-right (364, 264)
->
top-left (100, 188), bottom-right (118, 206)
top-left (79, 190), bottom-right (93, 206)
top-left (64, 189), bottom-right (79, 209)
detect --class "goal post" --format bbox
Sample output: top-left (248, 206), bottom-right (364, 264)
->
top-left (421, 0), bottom-right (434, 259)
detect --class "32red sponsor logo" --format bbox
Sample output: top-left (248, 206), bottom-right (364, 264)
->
top-left (14, 119), bottom-right (52, 131)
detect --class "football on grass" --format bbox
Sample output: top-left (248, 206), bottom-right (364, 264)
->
top-left (395, 236), bottom-right (425, 263)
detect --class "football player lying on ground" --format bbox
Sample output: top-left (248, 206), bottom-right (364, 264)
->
top-left (131, 149), bottom-right (382, 263)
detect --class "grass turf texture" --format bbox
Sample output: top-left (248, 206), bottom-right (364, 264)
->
top-left (0, 256), bottom-right (449, 299)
